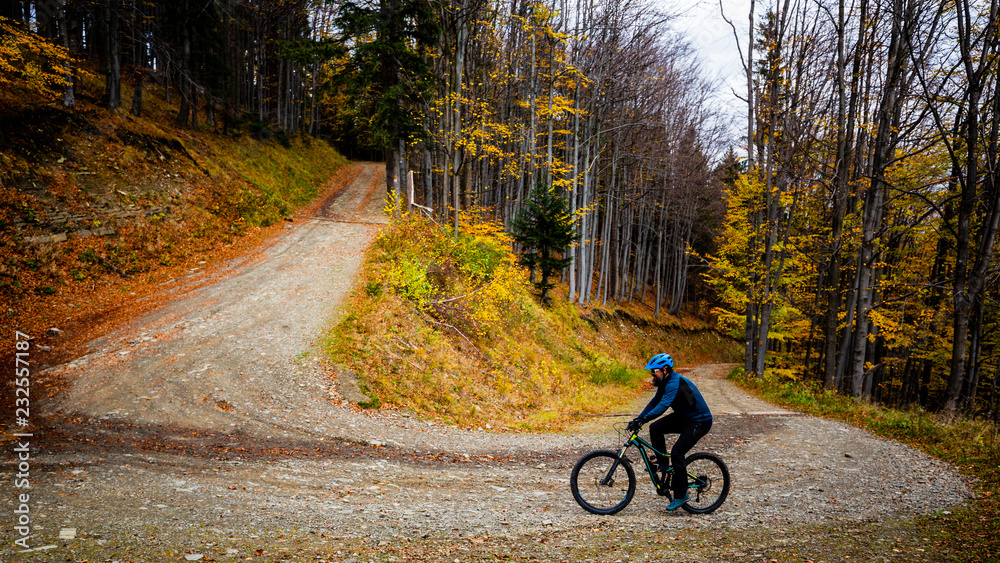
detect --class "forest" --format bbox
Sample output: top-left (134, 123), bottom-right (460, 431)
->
top-left (1, 0), bottom-right (997, 420)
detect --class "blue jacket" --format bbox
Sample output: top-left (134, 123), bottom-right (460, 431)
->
top-left (638, 370), bottom-right (713, 424)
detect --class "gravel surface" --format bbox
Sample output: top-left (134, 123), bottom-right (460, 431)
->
top-left (0, 163), bottom-right (974, 561)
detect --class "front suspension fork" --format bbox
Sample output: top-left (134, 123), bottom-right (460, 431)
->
top-left (600, 442), bottom-right (634, 486)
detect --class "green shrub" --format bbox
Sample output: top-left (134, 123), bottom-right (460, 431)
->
top-left (386, 257), bottom-right (435, 305)
top-left (79, 249), bottom-right (99, 264)
top-left (453, 233), bottom-right (505, 281)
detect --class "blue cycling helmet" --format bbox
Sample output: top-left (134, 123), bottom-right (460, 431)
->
top-left (644, 353), bottom-right (674, 370)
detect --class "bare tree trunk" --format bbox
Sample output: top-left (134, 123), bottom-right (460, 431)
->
top-left (942, 0), bottom-right (1000, 412)
top-left (452, 10), bottom-right (468, 232)
top-left (59, 1), bottom-right (75, 109)
top-left (824, 0), bottom-right (867, 389)
top-left (176, 0), bottom-right (193, 127)
top-left (100, 0), bottom-right (121, 110)
top-left (668, 200), bottom-right (693, 316)
top-left (567, 85), bottom-right (581, 302)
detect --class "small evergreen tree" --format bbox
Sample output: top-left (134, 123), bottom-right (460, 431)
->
top-left (512, 183), bottom-right (577, 303)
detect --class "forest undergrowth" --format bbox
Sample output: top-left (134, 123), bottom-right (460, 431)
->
top-left (0, 70), bottom-right (347, 350)
top-left (323, 209), bottom-right (742, 432)
top-left (730, 367), bottom-right (1000, 562)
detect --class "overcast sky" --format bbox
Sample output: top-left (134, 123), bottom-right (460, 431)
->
top-left (665, 0), bottom-right (753, 146)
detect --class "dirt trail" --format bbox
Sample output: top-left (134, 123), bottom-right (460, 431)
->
top-left (0, 163), bottom-right (974, 562)
top-left (43, 162), bottom-right (386, 440)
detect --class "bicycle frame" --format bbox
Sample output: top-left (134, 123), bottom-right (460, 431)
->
top-left (609, 431), bottom-right (672, 496)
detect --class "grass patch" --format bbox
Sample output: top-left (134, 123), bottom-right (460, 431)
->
top-left (729, 366), bottom-right (1000, 562)
top-left (589, 363), bottom-right (640, 386)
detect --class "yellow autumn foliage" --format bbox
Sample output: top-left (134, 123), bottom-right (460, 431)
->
top-left (0, 17), bottom-right (74, 103)
top-left (323, 207), bottom-right (740, 431)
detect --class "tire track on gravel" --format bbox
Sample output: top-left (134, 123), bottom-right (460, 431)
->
top-left (40, 162), bottom-right (388, 440)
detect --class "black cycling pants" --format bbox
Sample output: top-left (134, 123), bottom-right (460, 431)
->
top-left (649, 413), bottom-right (713, 499)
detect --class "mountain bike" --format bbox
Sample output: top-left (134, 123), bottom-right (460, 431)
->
top-left (570, 421), bottom-right (730, 515)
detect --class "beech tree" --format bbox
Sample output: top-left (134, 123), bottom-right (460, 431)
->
top-left (0, 14), bottom-right (73, 104)
top-left (935, 0), bottom-right (1000, 413)
top-left (713, 0), bottom-right (998, 416)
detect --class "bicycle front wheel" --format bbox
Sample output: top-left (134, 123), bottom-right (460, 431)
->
top-left (681, 452), bottom-right (730, 514)
top-left (570, 449), bottom-right (636, 515)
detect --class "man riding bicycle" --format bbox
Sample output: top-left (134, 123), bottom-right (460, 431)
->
top-left (627, 353), bottom-right (713, 510)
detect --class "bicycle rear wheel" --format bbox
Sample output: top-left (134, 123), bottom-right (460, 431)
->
top-left (570, 449), bottom-right (636, 515)
top-left (681, 452), bottom-right (730, 514)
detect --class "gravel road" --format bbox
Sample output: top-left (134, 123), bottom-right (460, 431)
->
top-left (1, 162), bottom-right (973, 562)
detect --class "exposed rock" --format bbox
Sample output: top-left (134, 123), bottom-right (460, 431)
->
top-left (331, 363), bottom-right (373, 404)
